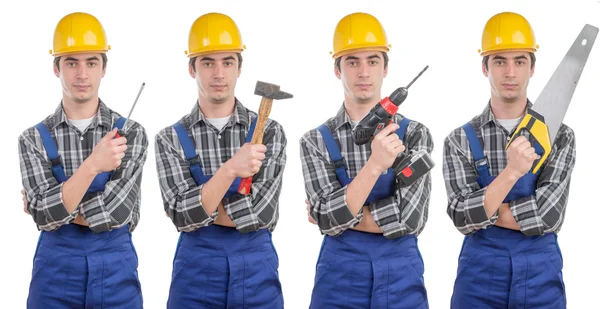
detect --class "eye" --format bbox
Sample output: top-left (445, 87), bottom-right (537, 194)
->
top-left (202, 62), bottom-right (213, 67)
top-left (369, 60), bottom-right (378, 65)
top-left (516, 61), bottom-right (525, 66)
top-left (88, 62), bottom-right (98, 67)
top-left (494, 60), bottom-right (505, 66)
top-left (66, 62), bottom-right (77, 68)
top-left (347, 61), bottom-right (358, 66)
top-left (224, 61), bottom-right (234, 67)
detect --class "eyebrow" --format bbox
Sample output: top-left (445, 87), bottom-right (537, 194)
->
top-left (199, 56), bottom-right (237, 62)
top-left (345, 54), bottom-right (382, 61)
top-left (64, 56), bottom-right (100, 62)
top-left (491, 55), bottom-right (528, 61)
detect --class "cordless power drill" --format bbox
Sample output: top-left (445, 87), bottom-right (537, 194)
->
top-left (352, 65), bottom-right (434, 187)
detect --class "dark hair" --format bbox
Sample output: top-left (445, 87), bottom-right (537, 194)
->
top-left (54, 53), bottom-right (108, 71)
top-left (482, 52), bottom-right (536, 70)
top-left (335, 52), bottom-right (389, 72)
top-left (189, 53), bottom-right (243, 72)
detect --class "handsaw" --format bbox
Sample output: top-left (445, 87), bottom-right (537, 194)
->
top-left (506, 24), bottom-right (598, 174)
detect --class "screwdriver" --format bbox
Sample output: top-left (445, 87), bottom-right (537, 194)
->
top-left (116, 82), bottom-right (145, 138)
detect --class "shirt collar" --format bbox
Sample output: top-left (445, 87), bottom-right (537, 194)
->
top-left (185, 97), bottom-right (250, 129)
top-left (50, 98), bottom-right (112, 130)
top-left (480, 98), bottom-right (533, 126)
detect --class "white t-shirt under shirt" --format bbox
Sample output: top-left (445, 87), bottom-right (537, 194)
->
top-left (68, 116), bottom-right (95, 133)
top-left (496, 117), bottom-right (522, 133)
top-left (206, 114), bottom-right (232, 131)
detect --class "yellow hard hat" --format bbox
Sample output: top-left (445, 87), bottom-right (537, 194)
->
top-left (50, 12), bottom-right (110, 57)
top-left (331, 12), bottom-right (391, 59)
top-left (185, 13), bottom-right (246, 58)
top-left (479, 12), bottom-right (539, 56)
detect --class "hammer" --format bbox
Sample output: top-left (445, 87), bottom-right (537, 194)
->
top-left (238, 81), bottom-right (293, 195)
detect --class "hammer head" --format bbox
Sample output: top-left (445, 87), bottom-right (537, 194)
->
top-left (255, 81), bottom-right (293, 100)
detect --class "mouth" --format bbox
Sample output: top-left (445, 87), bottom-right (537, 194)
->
top-left (355, 83), bottom-right (372, 90)
top-left (73, 85), bottom-right (90, 91)
top-left (501, 83), bottom-right (518, 90)
top-left (210, 84), bottom-right (227, 90)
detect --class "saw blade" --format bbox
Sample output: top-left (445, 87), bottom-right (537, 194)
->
top-left (531, 24), bottom-right (598, 144)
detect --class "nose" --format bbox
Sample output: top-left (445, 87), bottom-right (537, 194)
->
top-left (213, 63), bottom-right (225, 79)
top-left (77, 64), bottom-right (88, 79)
top-left (504, 62), bottom-right (517, 79)
top-left (358, 62), bottom-right (370, 79)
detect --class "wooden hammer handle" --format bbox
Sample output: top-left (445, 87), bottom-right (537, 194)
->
top-left (238, 97), bottom-right (273, 195)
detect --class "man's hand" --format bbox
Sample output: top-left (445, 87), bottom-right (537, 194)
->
top-left (306, 199), bottom-right (317, 225)
top-left (506, 136), bottom-right (540, 178)
top-left (368, 123), bottom-right (405, 174)
top-left (224, 143), bottom-right (267, 178)
top-left (86, 128), bottom-right (128, 173)
top-left (22, 189), bottom-right (29, 214)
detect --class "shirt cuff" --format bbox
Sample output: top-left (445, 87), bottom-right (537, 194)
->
top-left (466, 188), bottom-right (498, 227)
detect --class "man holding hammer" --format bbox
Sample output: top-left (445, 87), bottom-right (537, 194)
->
top-left (300, 12), bottom-right (433, 308)
top-left (154, 12), bottom-right (288, 308)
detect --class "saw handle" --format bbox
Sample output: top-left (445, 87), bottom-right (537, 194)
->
top-left (505, 110), bottom-right (551, 175)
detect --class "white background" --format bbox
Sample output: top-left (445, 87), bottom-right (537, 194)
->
top-left (1, 0), bottom-right (599, 308)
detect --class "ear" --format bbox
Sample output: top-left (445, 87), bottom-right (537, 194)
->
top-left (188, 62), bottom-right (196, 79)
top-left (383, 65), bottom-right (388, 78)
top-left (101, 63), bottom-right (107, 78)
top-left (334, 64), bottom-right (341, 80)
top-left (237, 65), bottom-right (242, 78)
top-left (530, 65), bottom-right (535, 78)
top-left (482, 62), bottom-right (489, 77)
top-left (53, 63), bottom-right (60, 78)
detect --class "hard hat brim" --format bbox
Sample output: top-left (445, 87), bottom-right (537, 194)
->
top-left (479, 47), bottom-right (537, 57)
top-left (51, 49), bottom-right (109, 57)
top-left (186, 48), bottom-right (244, 58)
top-left (332, 46), bottom-right (390, 59)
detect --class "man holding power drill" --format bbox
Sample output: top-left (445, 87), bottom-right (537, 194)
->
top-left (300, 12), bottom-right (433, 308)
top-left (18, 12), bottom-right (148, 308)
top-left (443, 12), bottom-right (577, 308)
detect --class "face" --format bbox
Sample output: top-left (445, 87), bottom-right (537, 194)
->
top-left (54, 53), bottom-right (106, 104)
top-left (335, 50), bottom-right (388, 105)
top-left (189, 52), bottom-right (241, 105)
top-left (483, 51), bottom-right (535, 103)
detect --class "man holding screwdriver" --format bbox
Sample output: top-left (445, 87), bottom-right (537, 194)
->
top-left (154, 12), bottom-right (286, 308)
top-left (18, 12), bottom-right (147, 308)
top-left (443, 12), bottom-right (575, 308)
top-left (300, 12), bottom-right (433, 308)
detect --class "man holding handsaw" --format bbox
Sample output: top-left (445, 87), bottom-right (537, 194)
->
top-left (18, 12), bottom-right (148, 308)
top-left (300, 12), bottom-right (434, 308)
top-left (443, 11), bottom-right (597, 308)
top-left (154, 12), bottom-right (288, 308)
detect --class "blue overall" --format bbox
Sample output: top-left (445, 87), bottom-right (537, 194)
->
top-left (450, 123), bottom-right (566, 308)
top-left (27, 118), bottom-right (144, 309)
top-left (167, 119), bottom-right (284, 309)
top-left (310, 119), bottom-right (429, 309)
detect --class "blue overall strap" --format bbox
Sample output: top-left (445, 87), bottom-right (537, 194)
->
top-left (397, 117), bottom-right (411, 141)
top-left (173, 122), bottom-right (204, 185)
top-left (462, 122), bottom-right (490, 178)
top-left (34, 122), bottom-right (68, 183)
top-left (316, 124), bottom-right (349, 181)
top-left (245, 117), bottom-right (258, 143)
top-left (113, 116), bottom-right (126, 130)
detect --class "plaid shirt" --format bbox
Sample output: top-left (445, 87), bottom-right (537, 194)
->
top-left (155, 99), bottom-right (287, 233)
top-left (443, 100), bottom-right (576, 236)
top-left (18, 100), bottom-right (148, 233)
top-left (299, 104), bottom-right (434, 239)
